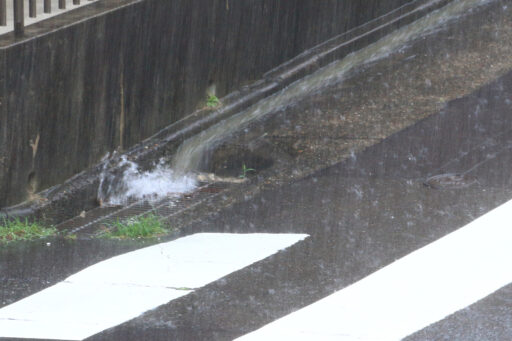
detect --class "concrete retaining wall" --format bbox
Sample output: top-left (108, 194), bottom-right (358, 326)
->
top-left (0, 0), bottom-right (412, 207)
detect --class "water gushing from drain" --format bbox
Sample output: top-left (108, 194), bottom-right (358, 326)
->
top-left (171, 0), bottom-right (493, 174)
top-left (97, 156), bottom-right (197, 206)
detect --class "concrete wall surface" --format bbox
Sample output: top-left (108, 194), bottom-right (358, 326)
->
top-left (0, 0), bottom-right (412, 207)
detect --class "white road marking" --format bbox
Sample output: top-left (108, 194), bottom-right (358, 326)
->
top-left (0, 233), bottom-right (308, 340)
top-left (0, 0), bottom-right (99, 36)
top-left (236, 199), bottom-right (512, 341)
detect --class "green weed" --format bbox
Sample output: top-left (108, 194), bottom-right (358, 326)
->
top-left (101, 214), bottom-right (170, 239)
top-left (239, 164), bottom-right (256, 179)
top-left (0, 218), bottom-right (57, 243)
top-left (206, 94), bottom-right (220, 108)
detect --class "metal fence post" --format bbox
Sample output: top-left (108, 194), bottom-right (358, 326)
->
top-left (13, 0), bottom-right (24, 36)
top-left (29, 0), bottom-right (36, 17)
top-left (0, 0), bottom-right (6, 26)
top-left (44, 0), bottom-right (51, 13)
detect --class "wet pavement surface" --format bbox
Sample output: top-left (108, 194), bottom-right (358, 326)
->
top-left (2, 0), bottom-right (512, 340)
top-left (87, 71), bottom-right (512, 339)
top-left (406, 283), bottom-right (512, 340)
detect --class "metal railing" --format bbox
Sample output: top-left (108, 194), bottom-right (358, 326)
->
top-left (0, 0), bottom-right (96, 36)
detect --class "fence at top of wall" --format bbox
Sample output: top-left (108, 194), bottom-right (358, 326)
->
top-left (0, 0), bottom-right (98, 36)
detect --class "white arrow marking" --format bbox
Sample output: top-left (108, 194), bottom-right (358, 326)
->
top-left (236, 199), bottom-right (512, 341)
top-left (0, 233), bottom-right (308, 340)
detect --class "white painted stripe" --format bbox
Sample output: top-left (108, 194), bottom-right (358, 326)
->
top-left (236, 199), bottom-right (512, 341)
top-left (0, 233), bottom-right (308, 340)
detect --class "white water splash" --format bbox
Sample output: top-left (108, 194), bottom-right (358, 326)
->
top-left (97, 157), bottom-right (197, 206)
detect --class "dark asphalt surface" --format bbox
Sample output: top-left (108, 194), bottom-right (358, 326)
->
top-left (2, 1), bottom-right (512, 340)
top-left (406, 283), bottom-right (512, 340)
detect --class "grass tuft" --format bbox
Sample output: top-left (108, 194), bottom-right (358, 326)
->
top-left (206, 94), bottom-right (220, 108)
top-left (0, 218), bottom-right (57, 243)
top-left (239, 163), bottom-right (256, 179)
top-left (102, 214), bottom-right (170, 239)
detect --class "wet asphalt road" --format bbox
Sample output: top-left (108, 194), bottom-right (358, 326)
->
top-left (81, 69), bottom-right (512, 340)
top-left (2, 1), bottom-right (512, 340)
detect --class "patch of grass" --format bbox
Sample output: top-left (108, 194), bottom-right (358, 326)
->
top-left (101, 214), bottom-right (170, 239)
top-left (0, 218), bottom-right (57, 243)
top-left (206, 94), bottom-right (220, 108)
top-left (65, 234), bottom-right (78, 240)
top-left (239, 163), bottom-right (256, 179)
